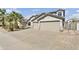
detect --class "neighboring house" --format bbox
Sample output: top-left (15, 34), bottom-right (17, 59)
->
top-left (76, 20), bottom-right (79, 31)
top-left (65, 19), bottom-right (79, 31)
top-left (27, 9), bottom-right (65, 32)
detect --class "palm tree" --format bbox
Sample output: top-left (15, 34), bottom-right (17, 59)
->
top-left (12, 11), bottom-right (23, 29)
top-left (6, 11), bottom-right (24, 31)
top-left (0, 8), bottom-right (6, 27)
top-left (0, 9), bottom-right (24, 31)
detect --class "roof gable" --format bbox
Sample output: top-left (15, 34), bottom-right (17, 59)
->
top-left (27, 9), bottom-right (65, 22)
top-left (31, 13), bottom-right (46, 21)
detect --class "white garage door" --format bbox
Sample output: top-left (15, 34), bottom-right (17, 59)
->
top-left (40, 22), bottom-right (60, 31)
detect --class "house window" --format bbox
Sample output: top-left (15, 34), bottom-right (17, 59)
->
top-left (58, 12), bottom-right (62, 16)
top-left (28, 22), bottom-right (31, 26)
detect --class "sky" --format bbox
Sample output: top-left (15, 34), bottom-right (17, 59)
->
top-left (65, 8), bottom-right (79, 20)
top-left (5, 8), bottom-right (79, 20)
top-left (6, 8), bottom-right (58, 17)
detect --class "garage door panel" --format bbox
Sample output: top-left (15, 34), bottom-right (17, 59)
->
top-left (40, 22), bottom-right (60, 31)
top-left (33, 23), bottom-right (39, 30)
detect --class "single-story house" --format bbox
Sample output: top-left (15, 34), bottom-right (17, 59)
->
top-left (27, 9), bottom-right (65, 32)
top-left (65, 19), bottom-right (79, 31)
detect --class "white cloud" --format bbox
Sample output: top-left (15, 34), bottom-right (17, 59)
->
top-left (76, 10), bottom-right (79, 13)
top-left (68, 13), bottom-right (79, 20)
top-left (72, 13), bottom-right (79, 17)
top-left (6, 8), bottom-right (21, 13)
top-left (6, 9), bottom-right (13, 13)
top-left (66, 10), bottom-right (79, 20)
top-left (65, 10), bottom-right (69, 16)
top-left (65, 10), bottom-right (71, 20)
top-left (14, 9), bottom-right (21, 13)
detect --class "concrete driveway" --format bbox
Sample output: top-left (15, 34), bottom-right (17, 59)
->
top-left (0, 27), bottom-right (79, 50)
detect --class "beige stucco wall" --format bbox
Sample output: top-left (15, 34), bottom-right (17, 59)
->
top-left (40, 16), bottom-right (61, 21)
top-left (33, 16), bottom-right (61, 22)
